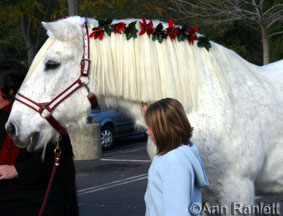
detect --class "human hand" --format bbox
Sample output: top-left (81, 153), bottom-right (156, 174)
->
top-left (141, 102), bottom-right (149, 118)
top-left (0, 165), bottom-right (18, 180)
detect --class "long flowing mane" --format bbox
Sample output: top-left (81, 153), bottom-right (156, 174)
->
top-left (26, 16), bottom-right (263, 112)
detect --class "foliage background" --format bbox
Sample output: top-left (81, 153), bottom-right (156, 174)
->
top-left (0, 0), bottom-right (282, 67)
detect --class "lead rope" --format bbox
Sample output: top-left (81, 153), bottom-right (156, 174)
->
top-left (38, 137), bottom-right (62, 216)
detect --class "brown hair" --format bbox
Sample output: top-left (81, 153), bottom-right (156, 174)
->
top-left (145, 98), bottom-right (193, 155)
top-left (0, 60), bottom-right (26, 101)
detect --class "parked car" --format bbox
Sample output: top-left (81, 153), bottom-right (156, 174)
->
top-left (87, 109), bottom-right (147, 149)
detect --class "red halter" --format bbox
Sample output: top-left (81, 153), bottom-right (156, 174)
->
top-left (15, 19), bottom-right (97, 135)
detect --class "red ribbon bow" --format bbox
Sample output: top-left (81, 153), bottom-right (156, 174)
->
top-left (139, 18), bottom-right (154, 37)
top-left (113, 22), bottom-right (126, 34)
top-left (166, 18), bottom-right (179, 41)
top-left (89, 28), bottom-right (105, 40)
top-left (187, 25), bottom-right (198, 44)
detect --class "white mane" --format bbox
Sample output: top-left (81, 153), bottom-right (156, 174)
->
top-left (26, 16), bottom-right (263, 112)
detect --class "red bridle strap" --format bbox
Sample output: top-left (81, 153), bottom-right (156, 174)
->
top-left (81, 21), bottom-right (90, 77)
top-left (45, 79), bottom-right (83, 111)
top-left (15, 79), bottom-right (85, 135)
top-left (15, 19), bottom-right (97, 135)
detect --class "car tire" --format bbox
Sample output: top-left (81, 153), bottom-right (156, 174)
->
top-left (101, 126), bottom-right (114, 149)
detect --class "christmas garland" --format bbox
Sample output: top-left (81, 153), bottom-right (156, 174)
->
top-left (89, 18), bottom-right (211, 51)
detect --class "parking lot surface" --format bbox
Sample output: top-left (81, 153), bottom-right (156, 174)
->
top-left (75, 138), bottom-right (150, 216)
top-left (75, 138), bottom-right (283, 216)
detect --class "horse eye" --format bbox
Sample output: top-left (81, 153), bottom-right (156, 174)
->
top-left (45, 60), bottom-right (60, 70)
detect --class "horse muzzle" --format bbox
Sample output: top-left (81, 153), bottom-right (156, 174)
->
top-left (5, 121), bottom-right (40, 151)
top-left (6, 122), bottom-right (16, 138)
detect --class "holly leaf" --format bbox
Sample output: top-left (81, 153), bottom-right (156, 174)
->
top-left (97, 19), bottom-right (105, 28)
top-left (124, 21), bottom-right (138, 40)
top-left (132, 30), bottom-right (138, 39)
top-left (155, 23), bottom-right (163, 32)
top-left (106, 19), bottom-right (113, 25)
top-left (158, 36), bottom-right (164, 43)
top-left (126, 33), bottom-right (132, 40)
top-left (204, 43), bottom-right (212, 51)
top-left (197, 36), bottom-right (211, 51)
top-left (128, 21), bottom-right (137, 29)
top-left (97, 19), bottom-right (113, 29)
top-left (105, 27), bottom-right (112, 36)
top-left (152, 34), bottom-right (157, 41)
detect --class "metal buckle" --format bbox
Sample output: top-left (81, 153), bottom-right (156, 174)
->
top-left (80, 59), bottom-right (91, 75)
top-left (54, 140), bottom-right (61, 166)
top-left (54, 136), bottom-right (62, 153)
top-left (80, 76), bottom-right (90, 85)
top-left (80, 58), bottom-right (91, 66)
top-left (40, 108), bottom-right (52, 119)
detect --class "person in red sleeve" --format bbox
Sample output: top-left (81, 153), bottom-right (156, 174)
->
top-left (0, 60), bottom-right (79, 216)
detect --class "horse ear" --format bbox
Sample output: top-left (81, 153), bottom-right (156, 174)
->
top-left (42, 20), bottom-right (81, 41)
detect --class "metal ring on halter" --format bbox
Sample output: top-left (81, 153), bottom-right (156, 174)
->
top-left (80, 76), bottom-right (90, 85)
top-left (54, 146), bottom-right (61, 155)
top-left (54, 136), bottom-right (62, 154)
top-left (40, 108), bottom-right (52, 119)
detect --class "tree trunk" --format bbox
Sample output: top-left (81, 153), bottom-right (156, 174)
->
top-left (27, 44), bottom-right (36, 66)
top-left (21, 16), bottom-right (36, 66)
top-left (68, 0), bottom-right (78, 16)
top-left (261, 25), bottom-right (270, 65)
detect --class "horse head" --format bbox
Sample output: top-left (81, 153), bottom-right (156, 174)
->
top-left (6, 17), bottom-right (93, 151)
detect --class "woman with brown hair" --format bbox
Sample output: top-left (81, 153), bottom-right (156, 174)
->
top-left (143, 98), bottom-right (209, 216)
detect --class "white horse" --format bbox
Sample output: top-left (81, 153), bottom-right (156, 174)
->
top-left (6, 16), bottom-right (283, 210)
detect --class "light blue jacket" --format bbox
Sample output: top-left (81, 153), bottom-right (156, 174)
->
top-left (145, 142), bottom-right (209, 216)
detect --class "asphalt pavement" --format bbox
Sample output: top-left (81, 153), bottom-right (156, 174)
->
top-left (75, 137), bottom-right (150, 216)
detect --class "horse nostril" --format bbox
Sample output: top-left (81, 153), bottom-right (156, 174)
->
top-left (6, 123), bottom-right (16, 137)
